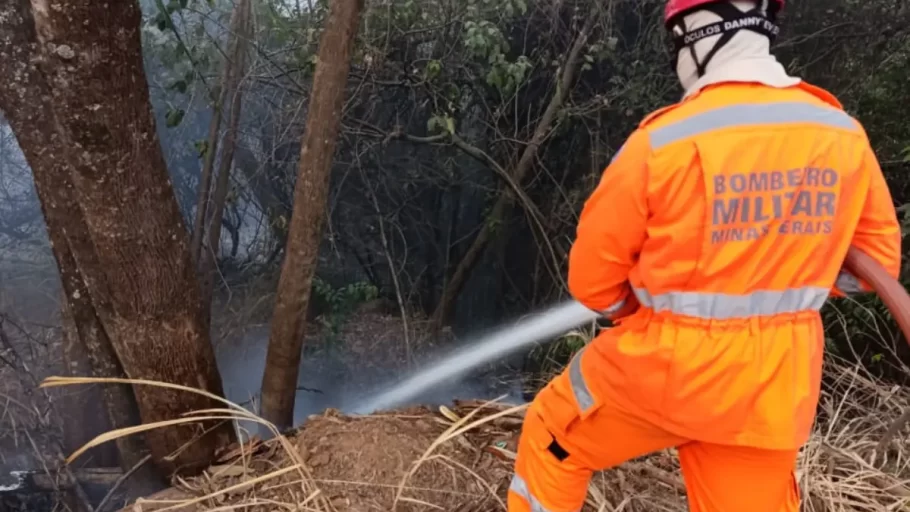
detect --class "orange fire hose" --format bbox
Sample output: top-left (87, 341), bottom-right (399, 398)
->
top-left (843, 247), bottom-right (910, 453)
top-left (844, 247), bottom-right (910, 338)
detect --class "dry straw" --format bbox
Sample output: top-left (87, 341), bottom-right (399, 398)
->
top-left (37, 349), bottom-right (910, 511)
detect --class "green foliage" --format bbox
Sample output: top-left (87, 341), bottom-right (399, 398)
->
top-left (557, 330), bottom-right (588, 353)
top-left (463, 20), bottom-right (507, 60)
top-left (898, 203), bottom-right (910, 241)
top-left (310, 278), bottom-right (380, 346)
top-left (525, 326), bottom-right (595, 380)
top-left (165, 107), bottom-right (185, 127)
top-left (312, 278), bottom-right (380, 317)
top-left (486, 55), bottom-right (533, 96)
top-left (462, 20), bottom-right (533, 96)
top-left (193, 139), bottom-right (209, 158)
top-left (423, 59), bottom-right (442, 82)
top-left (135, 0), bottom-right (910, 384)
top-left (141, 0), bottom-right (225, 105)
top-left (427, 114), bottom-right (455, 135)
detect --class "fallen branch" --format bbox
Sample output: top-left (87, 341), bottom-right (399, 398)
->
top-left (0, 467), bottom-right (124, 494)
top-left (876, 405), bottom-right (910, 457)
top-left (95, 455), bottom-right (152, 512)
top-left (622, 462), bottom-right (685, 494)
top-left (823, 442), bottom-right (910, 499)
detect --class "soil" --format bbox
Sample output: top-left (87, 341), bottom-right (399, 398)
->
top-left (295, 407), bottom-right (513, 511)
top-left (121, 401), bottom-right (686, 512)
top-left (9, 353), bottom-right (910, 512)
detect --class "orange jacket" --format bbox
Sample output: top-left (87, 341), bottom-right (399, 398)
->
top-left (567, 81), bottom-right (901, 449)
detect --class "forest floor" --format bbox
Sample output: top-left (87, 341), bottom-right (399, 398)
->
top-left (117, 357), bottom-right (910, 512)
top-left (4, 264), bottom-right (910, 511)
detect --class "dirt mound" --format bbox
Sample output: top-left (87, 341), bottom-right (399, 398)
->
top-left (296, 407), bottom-right (511, 510)
top-left (121, 401), bottom-right (685, 512)
top-left (107, 357), bottom-right (910, 512)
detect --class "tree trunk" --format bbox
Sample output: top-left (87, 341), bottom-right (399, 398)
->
top-left (198, 0), bottom-right (253, 308)
top-left (0, 0), bottom-right (158, 482)
top-left (0, 0), bottom-right (234, 476)
top-left (234, 144), bottom-right (291, 246)
top-left (35, 135), bottom-right (157, 471)
top-left (190, 100), bottom-right (225, 265)
top-left (57, 291), bottom-right (166, 496)
top-left (427, 12), bottom-right (598, 330)
top-left (59, 297), bottom-right (120, 469)
top-left (260, 0), bottom-right (365, 429)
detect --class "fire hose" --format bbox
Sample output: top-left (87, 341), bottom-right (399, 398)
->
top-left (843, 247), bottom-right (910, 453)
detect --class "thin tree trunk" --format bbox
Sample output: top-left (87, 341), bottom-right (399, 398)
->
top-left (191, 106), bottom-right (224, 264)
top-left (235, 145), bottom-right (291, 245)
top-left (260, 0), bottom-right (365, 429)
top-left (428, 12), bottom-right (598, 330)
top-left (0, 0), bottom-right (235, 475)
top-left (199, 0), bottom-right (253, 307)
top-left (223, 211), bottom-right (242, 259)
top-left (190, 4), bottom-right (251, 264)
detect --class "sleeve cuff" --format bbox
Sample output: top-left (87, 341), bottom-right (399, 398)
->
top-left (834, 269), bottom-right (867, 296)
top-left (587, 289), bottom-right (640, 322)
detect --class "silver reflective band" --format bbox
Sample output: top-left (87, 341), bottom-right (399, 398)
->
top-left (569, 347), bottom-right (595, 413)
top-left (649, 101), bottom-right (859, 150)
top-left (509, 474), bottom-right (564, 512)
top-left (835, 270), bottom-right (864, 295)
top-left (609, 142), bottom-right (626, 164)
top-left (601, 297), bottom-right (626, 316)
top-left (632, 286), bottom-right (830, 320)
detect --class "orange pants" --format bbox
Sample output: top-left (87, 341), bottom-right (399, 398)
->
top-left (507, 357), bottom-right (801, 512)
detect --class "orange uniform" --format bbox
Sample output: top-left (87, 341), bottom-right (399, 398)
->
top-left (508, 81), bottom-right (901, 511)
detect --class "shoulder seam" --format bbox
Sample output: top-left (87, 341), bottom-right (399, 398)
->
top-left (639, 103), bottom-right (682, 128)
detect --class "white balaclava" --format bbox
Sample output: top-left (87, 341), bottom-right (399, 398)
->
top-left (671, 0), bottom-right (800, 97)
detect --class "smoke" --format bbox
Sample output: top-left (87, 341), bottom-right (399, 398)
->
top-left (216, 323), bottom-right (529, 438)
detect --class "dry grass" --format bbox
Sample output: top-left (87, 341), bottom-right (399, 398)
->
top-left (39, 376), bottom-right (332, 511)
top-left (34, 353), bottom-right (910, 512)
top-left (799, 356), bottom-right (910, 511)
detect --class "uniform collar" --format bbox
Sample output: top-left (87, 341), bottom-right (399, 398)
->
top-left (683, 55), bottom-right (801, 99)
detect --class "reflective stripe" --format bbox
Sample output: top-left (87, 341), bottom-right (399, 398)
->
top-left (568, 347), bottom-right (595, 413)
top-left (509, 474), bottom-right (560, 512)
top-left (609, 141), bottom-right (627, 165)
top-left (601, 297), bottom-right (626, 316)
top-left (632, 286), bottom-right (829, 320)
top-left (836, 270), bottom-right (864, 295)
top-left (649, 102), bottom-right (858, 150)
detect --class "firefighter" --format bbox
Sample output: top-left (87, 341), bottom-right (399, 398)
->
top-left (507, 0), bottom-right (902, 510)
